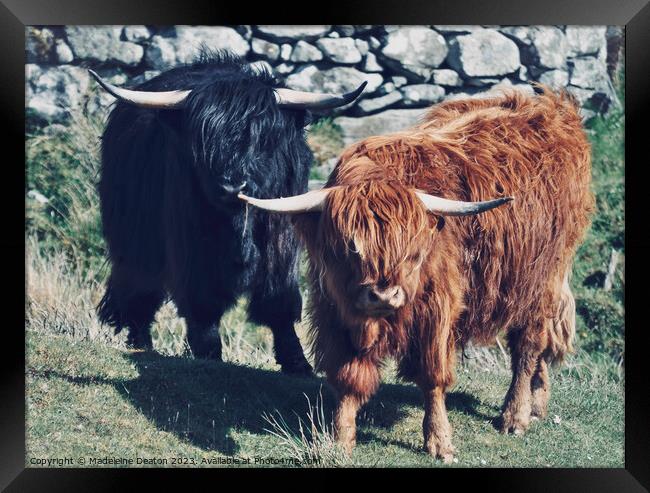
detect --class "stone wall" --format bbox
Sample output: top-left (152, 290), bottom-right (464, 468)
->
top-left (26, 25), bottom-right (623, 134)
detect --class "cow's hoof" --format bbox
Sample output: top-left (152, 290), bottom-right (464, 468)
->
top-left (127, 331), bottom-right (153, 351)
top-left (499, 412), bottom-right (529, 435)
top-left (425, 441), bottom-right (455, 463)
top-left (337, 437), bottom-right (355, 458)
top-left (194, 351), bottom-right (223, 361)
top-left (281, 358), bottom-right (314, 377)
top-left (440, 452), bottom-right (455, 464)
top-left (530, 405), bottom-right (548, 420)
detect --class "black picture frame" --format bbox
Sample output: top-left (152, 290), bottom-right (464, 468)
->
top-left (5, 0), bottom-right (649, 490)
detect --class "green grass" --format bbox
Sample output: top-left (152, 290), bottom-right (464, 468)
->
top-left (26, 110), bottom-right (107, 276)
top-left (307, 117), bottom-right (344, 175)
top-left (570, 63), bottom-right (625, 371)
top-left (26, 330), bottom-right (623, 468)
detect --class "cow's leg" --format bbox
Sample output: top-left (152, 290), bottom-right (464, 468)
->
top-left (329, 356), bottom-right (381, 455)
top-left (420, 386), bottom-right (454, 463)
top-left (248, 286), bottom-right (312, 376)
top-left (501, 323), bottom-right (546, 434)
top-left (97, 270), bottom-right (165, 350)
top-left (532, 274), bottom-right (576, 419)
top-left (183, 303), bottom-right (229, 361)
top-left (407, 339), bottom-right (456, 461)
top-left (124, 290), bottom-right (166, 349)
top-left (530, 357), bottom-right (550, 419)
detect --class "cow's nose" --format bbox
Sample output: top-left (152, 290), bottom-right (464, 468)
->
top-left (357, 285), bottom-right (406, 314)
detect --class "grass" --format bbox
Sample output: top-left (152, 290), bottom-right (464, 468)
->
top-left (25, 64), bottom-right (625, 467)
top-left (307, 117), bottom-right (345, 180)
top-left (25, 329), bottom-right (623, 468)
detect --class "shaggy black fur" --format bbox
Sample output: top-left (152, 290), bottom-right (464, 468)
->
top-left (96, 51), bottom-right (313, 374)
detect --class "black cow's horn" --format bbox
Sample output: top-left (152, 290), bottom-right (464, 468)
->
top-left (274, 82), bottom-right (367, 110)
top-left (89, 70), bottom-right (191, 109)
top-left (238, 188), bottom-right (336, 214)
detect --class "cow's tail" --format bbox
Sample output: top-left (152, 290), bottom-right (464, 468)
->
top-left (545, 271), bottom-right (576, 366)
top-left (96, 279), bottom-right (125, 333)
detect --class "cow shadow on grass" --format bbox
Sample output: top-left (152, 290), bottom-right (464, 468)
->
top-left (56, 350), bottom-right (498, 456)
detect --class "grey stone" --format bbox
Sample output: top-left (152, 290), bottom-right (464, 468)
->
top-left (55, 40), bottom-right (74, 64)
top-left (401, 84), bottom-right (445, 105)
top-left (382, 27), bottom-right (448, 80)
top-left (290, 41), bottom-right (323, 63)
top-left (369, 36), bottom-right (381, 50)
top-left (498, 26), bottom-right (532, 45)
top-left (27, 190), bottom-right (50, 205)
top-left (434, 25), bottom-right (485, 34)
top-left (280, 44), bottom-right (293, 61)
top-left (444, 91), bottom-right (479, 102)
top-left (274, 63), bottom-right (295, 75)
top-left (145, 35), bottom-right (177, 69)
top-left (448, 30), bottom-right (520, 77)
top-left (255, 25), bottom-right (331, 41)
top-left (129, 70), bottom-right (161, 86)
top-left (579, 107), bottom-right (597, 122)
top-left (174, 26), bottom-right (249, 59)
top-left (566, 86), bottom-right (596, 106)
top-left (517, 65), bottom-right (529, 81)
top-left (432, 69), bottom-right (462, 87)
top-left (143, 70), bottom-right (160, 81)
top-left (355, 39), bottom-right (369, 55)
top-left (336, 25), bottom-right (356, 36)
top-left (362, 52), bottom-right (383, 73)
top-left (146, 27), bottom-right (249, 69)
top-left (316, 38), bottom-right (362, 64)
top-left (444, 81), bottom-right (533, 103)
top-left (123, 26), bottom-right (151, 42)
top-left (490, 78), bottom-right (535, 96)
top-left (328, 31), bottom-right (340, 38)
top-left (529, 26), bottom-right (568, 69)
top-left (569, 57), bottom-right (610, 90)
top-left (252, 38), bottom-right (280, 61)
top-left (391, 76), bottom-right (408, 87)
top-left (538, 69), bottom-right (569, 88)
top-left (565, 26), bottom-right (607, 57)
top-left (236, 25), bottom-right (253, 40)
top-left (286, 65), bottom-right (383, 96)
top-left (378, 82), bottom-right (396, 95)
top-left (466, 77), bottom-right (502, 87)
top-left (334, 108), bottom-right (429, 145)
top-left (357, 91), bottom-right (403, 113)
top-left (26, 65), bottom-right (92, 121)
top-left (65, 26), bottom-right (144, 66)
top-left (26, 27), bottom-right (55, 63)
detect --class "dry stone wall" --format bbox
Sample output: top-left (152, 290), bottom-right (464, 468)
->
top-left (26, 25), bottom-right (623, 137)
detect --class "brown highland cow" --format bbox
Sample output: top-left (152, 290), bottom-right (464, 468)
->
top-left (240, 87), bottom-right (594, 461)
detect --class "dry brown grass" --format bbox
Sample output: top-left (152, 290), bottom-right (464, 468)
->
top-left (26, 236), bottom-right (290, 370)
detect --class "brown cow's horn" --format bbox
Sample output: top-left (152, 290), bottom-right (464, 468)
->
top-left (415, 192), bottom-right (514, 216)
top-left (238, 188), bottom-right (335, 213)
top-left (89, 69), bottom-right (191, 109)
top-left (274, 82), bottom-right (367, 110)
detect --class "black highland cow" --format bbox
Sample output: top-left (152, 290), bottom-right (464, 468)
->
top-left (92, 52), bottom-right (365, 375)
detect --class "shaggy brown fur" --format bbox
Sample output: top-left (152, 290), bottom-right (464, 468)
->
top-left (293, 87), bottom-right (594, 460)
